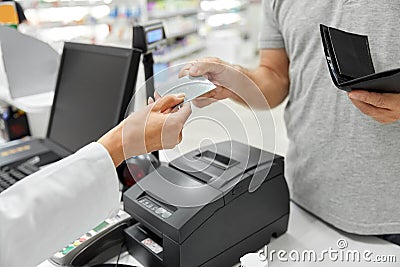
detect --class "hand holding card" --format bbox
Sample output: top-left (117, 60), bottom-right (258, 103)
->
top-left (156, 75), bottom-right (216, 103)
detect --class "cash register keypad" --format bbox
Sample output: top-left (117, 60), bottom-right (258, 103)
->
top-left (52, 210), bottom-right (129, 259)
top-left (139, 198), bottom-right (172, 219)
top-left (53, 218), bottom-right (115, 258)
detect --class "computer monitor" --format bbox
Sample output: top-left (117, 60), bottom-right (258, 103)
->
top-left (47, 42), bottom-right (141, 152)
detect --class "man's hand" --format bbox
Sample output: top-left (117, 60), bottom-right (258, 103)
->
top-left (348, 90), bottom-right (400, 124)
top-left (98, 94), bottom-right (192, 167)
top-left (178, 50), bottom-right (290, 109)
top-left (179, 57), bottom-right (241, 107)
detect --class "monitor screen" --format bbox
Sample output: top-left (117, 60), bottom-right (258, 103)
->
top-left (47, 43), bottom-right (140, 152)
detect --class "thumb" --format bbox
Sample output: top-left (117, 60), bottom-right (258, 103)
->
top-left (189, 59), bottom-right (227, 77)
top-left (153, 94), bottom-right (185, 112)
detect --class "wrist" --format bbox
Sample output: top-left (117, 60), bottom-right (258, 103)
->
top-left (98, 123), bottom-right (124, 167)
top-left (144, 123), bottom-right (161, 153)
top-left (232, 64), bottom-right (248, 76)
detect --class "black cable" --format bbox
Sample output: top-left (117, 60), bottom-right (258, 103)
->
top-left (114, 240), bottom-right (126, 267)
top-left (91, 242), bottom-right (138, 267)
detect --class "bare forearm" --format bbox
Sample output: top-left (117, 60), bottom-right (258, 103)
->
top-left (230, 49), bottom-right (290, 109)
top-left (233, 65), bottom-right (289, 108)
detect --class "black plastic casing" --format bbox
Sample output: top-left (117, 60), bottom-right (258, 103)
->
top-left (123, 141), bottom-right (290, 267)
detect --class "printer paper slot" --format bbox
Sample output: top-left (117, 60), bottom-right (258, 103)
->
top-left (195, 151), bottom-right (238, 170)
top-left (137, 224), bottom-right (163, 253)
top-left (124, 223), bottom-right (164, 266)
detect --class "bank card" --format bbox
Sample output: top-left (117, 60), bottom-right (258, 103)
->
top-left (156, 75), bottom-right (216, 103)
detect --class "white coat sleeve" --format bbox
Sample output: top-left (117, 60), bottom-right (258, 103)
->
top-left (0, 142), bottom-right (120, 267)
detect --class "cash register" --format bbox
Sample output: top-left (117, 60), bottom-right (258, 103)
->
top-left (123, 140), bottom-right (290, 267)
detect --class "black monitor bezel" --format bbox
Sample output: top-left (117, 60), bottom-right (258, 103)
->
top-left (46, 42), bottom-right (141, 153)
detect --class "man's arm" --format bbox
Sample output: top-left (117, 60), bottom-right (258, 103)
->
top-left (235, 49), bottom-right (290, 108)
top-left (180, 48), bottom-right (290, 109)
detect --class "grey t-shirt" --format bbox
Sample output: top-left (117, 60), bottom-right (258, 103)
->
top-left (259, 0), bottom-right (400, 235)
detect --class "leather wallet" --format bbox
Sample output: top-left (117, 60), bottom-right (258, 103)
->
top-left (320, 24), bottom-right (400, 93)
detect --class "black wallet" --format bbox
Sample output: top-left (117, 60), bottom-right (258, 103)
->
top-left (320, 24), bottom-right (400, 93)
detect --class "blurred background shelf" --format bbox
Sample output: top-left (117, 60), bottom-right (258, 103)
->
top-left (148, 8), bottom-right (197, 20)
top-left (166, 27), bottom-right (198, 40)
top-left (153, 40), bottom-right (206, 63)
top-left (200, 0), bottom-right (247, 14)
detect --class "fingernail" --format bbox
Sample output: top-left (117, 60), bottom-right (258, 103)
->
top-left (348, 92), bottom-right (360, 100)
top-left (175, 93), bottom-right (186, 98)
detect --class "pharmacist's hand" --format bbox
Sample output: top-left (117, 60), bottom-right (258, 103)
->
top-left (147, 92), bottom-right (177, 113)
top-left (348, 90), bottom-right (400, 124)
top-left (98, 94), bottom-right (192, 166)
top-left (179, 58), bottom-right (241, 107)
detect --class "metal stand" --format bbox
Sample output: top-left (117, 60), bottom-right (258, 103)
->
top-left (142, 53), bottom-right (155, 100)
top-left (142, 53), bottom-right (158, 160)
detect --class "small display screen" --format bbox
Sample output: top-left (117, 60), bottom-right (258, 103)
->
top-left (147, 28), bottom-right (164, 44)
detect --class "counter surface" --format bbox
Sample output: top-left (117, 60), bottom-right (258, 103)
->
top-left (38, 202), bottom-right (400, 267)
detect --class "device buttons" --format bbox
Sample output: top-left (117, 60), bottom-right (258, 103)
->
top-left (62, 245), bottom-right (75, 255)
top-left (155, 207), bottom-right (166, 215)
top-left (161, 211), bottom-right (172, 218)
top-left (150, 206), bottom-right (158, 212)
top-left (53, 252), bottom-right (64, 259)
top-left (139, 197), bottom-right (173, 219)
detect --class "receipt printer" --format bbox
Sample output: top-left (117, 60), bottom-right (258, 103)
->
top-left (123, 141), bottom-right (289, 267)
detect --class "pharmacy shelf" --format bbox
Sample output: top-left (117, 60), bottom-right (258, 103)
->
top-left (199, 6), bottom-right (247, 16)
top-left (19, 0), bottom-right (144, 44)
top-left (148, 8), bottom-right (198, 20)
top-left (153, 41), bottom-right (206, 63)
top-left (200, 0), bottom-right (247, 13)
top-left (23, 21), bottom-right (103, 29)
top-left (145, 1), bottom-right (202, 65)
top-left (199, 0), bottom-right (248, 36)
top-left (26, 24), bottom-right (110, 43)
top-left (166, 26), bottom-right (198, 40)
top-left (24, 4), bottom-right (110, 23)
top-left (24, 2), bottom-right (107, 9)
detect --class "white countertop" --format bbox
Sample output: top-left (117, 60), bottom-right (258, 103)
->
top-left (240, 202), bottom-right (400, 266)
top-left (38, 202), bottom-right (400, 267)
